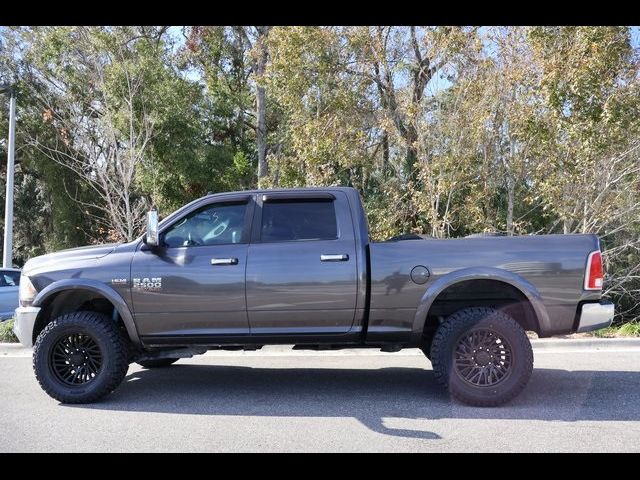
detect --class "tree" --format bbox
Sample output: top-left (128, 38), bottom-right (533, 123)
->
top-left (184, 26), bottom-right (272, 187)
top-left (8, 27), bottom-right (179, 241)
top-left (526, 27), bottom-right (640, 320)
top-left (1, 31), bottom-right (93, 262)
top-left (265, 26), bottom-right (376, 188)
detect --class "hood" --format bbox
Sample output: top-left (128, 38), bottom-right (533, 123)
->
top-left (22, 243), bottom-right (120, 275)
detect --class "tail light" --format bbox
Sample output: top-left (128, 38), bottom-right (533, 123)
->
top-left (584, 251), bottom-right (603, 290)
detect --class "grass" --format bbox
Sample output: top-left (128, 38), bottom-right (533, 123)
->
top-left (617, 322), bottom-right (640, 336)
top-left (0, 319), bottom-right (18, 343)
top-left (592, 322), bottom-right (640, 338)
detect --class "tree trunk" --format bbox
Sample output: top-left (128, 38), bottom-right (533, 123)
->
top-left (255, 26), bottom-right (270, 187)
top-left (256, 84), bottom-right (267, 181)
top-left (381, 130), bottom-right (390, 177)
top-left (405, 124), bottom-right (419, 183)
top-left (506, 176), bottom-right (514, 235)
top-left (506, 138), bottom-right (516, 236)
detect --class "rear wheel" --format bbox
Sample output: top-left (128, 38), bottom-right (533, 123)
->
top-left (33, 311), bottom-right (130, 404)
top-left (430, 307), bottom-right (533, 407)
top-left (137, 358), bottom-right (179, 369)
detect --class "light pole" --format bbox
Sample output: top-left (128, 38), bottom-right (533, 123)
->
top-left (0, 84), bottom-right (16, 269)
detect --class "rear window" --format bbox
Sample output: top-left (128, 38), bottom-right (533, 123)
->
top-left (261, 200), bottom-right (338, 242)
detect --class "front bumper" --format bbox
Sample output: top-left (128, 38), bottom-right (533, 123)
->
top-left (13, 306), bottom-right (41, 347)
top-left (576, 301), bottom-right (614, 333)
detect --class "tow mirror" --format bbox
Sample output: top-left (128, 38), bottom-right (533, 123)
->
top-left (145, 210), bottom-right (159, 247)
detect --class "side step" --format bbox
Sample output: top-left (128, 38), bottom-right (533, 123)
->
top-left (135, 347), bottom-right (207, 362)
top-left (379, 344), bottom-right (402, 353)
top-left (292, 344), bottom-right (404, 353)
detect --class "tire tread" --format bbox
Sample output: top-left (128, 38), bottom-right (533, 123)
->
top-left (430, 307), bottom-right (533, 407)
top-left (33, 311), bottom-right (129, 404)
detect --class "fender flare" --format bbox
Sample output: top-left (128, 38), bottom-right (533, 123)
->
top-left (412, 267), bottom-right (550, 336)
top-left (33, 278), bottom-right (141, 345)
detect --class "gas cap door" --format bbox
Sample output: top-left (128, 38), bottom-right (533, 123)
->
top-left (410, 265), bottom-right (430, 284)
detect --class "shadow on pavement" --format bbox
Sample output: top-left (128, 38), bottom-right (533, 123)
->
top-left (69, 364), bottom-right (640, 440)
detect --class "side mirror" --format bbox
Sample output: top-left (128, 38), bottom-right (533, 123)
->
top-left (145, 210), bottom-right (160, 247)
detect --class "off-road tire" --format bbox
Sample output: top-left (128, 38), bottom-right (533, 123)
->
top-left (33, 311), bottom-right (130, 404)
top-left (137, 358), bottom-right (179, 369)
top-left (430, 307), bottom-right (533, 407)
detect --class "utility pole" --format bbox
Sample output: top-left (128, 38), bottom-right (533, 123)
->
top-left (0, 84), bottom-right (16, 268)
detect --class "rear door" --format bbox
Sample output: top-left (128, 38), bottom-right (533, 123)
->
top-left (246, 191), bottom-right (358, 335)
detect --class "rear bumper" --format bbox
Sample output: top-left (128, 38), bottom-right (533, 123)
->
top-left (576, 301), bottom-right (614, 333)
top-left (13, 306), bottom-right (40, 347)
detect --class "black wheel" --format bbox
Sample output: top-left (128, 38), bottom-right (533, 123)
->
top-left (33, 311), bottom-right (130, 404)
top-left (137, 358), bottom-right (179, 369)
top-left (430, 307), bottom-right (533, 407)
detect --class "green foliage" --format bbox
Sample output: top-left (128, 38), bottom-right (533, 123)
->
top-left (0, 319), bottom-right (18, 343)
top-left (593, 322), bottom-right (640, 338)
top-left (616, 322), bottom-right (640, 337)
top-left (0, 53), bottom-right (93, 264)
top-left (266, 26), bottom-right (375, 186)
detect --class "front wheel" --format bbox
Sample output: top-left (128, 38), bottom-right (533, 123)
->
top-left (33, 311), bottom-right (130, 404)
top-left (430, 307), bottom-right (533, 407)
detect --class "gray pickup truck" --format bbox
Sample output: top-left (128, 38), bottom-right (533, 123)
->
top-left (14, 187), bottom-right (613, 406)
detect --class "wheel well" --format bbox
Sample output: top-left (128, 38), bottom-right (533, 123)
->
top-left (422, 279), bottom-right (540, 343)
top-left (32, 290), bottom-right (127, 344)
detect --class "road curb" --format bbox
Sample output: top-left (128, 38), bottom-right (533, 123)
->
top-left (531, 337), bottom-right (640, 351)
top-left (0, 343), bottom-right (32, 357)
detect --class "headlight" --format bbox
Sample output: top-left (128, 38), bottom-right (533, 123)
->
top-left (19, 275), bottom-right (37, 307)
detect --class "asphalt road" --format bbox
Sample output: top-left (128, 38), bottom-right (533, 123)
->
top-left (1, 344), bottom-right (640, 452)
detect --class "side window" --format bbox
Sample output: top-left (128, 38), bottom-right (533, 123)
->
top-left (163, 202), bottom-right (248, 248)
top-left (0, 272), bottom-right (19, 287)
top-left (261, 200), bottom-right (338, 242)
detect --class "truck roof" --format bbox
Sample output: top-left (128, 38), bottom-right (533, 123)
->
top-left (203, 186), bottom-right (359, 199)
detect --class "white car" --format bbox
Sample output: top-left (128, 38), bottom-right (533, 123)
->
top-left (0, 268), bottom-right (20, 321)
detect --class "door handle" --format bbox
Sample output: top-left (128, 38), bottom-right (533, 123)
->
top-left (211, 258), bottom-right (239, 266)
top-left (320, 254), bottom-right (349, 262)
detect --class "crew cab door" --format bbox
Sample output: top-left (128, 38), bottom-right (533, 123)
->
top-left (130, 195), bottom-right (254, 339)
top-left (246, 191), bottom-right (358, 335)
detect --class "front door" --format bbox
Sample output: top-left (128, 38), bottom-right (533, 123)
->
top-left (131, 197), bottom-right (253, 339)
top-left (246, 192), bottom-right (358, 335)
